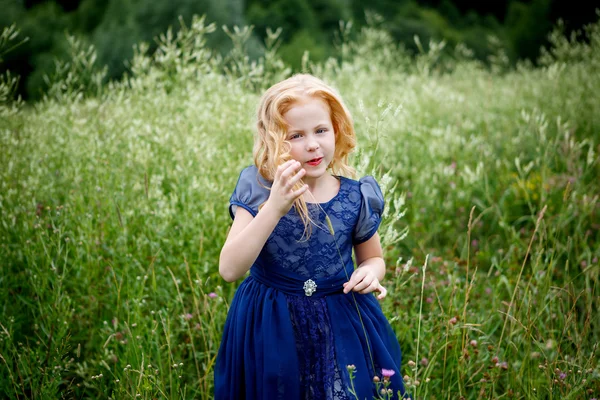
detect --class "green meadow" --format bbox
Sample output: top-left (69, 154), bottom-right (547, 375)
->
top-left (1, 14), bottom-right (599, 399)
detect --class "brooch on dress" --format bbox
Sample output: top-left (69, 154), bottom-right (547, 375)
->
top-left (303, 279), bottom-right (317, 296)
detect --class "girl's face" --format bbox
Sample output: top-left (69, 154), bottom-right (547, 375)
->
top-left (282, 97), bottom-right (336, 186)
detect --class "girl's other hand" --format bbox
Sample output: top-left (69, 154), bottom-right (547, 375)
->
top-left (265, 160), bottom-right (308, 217)
top-left (343, 268), bottom-right (388, 300)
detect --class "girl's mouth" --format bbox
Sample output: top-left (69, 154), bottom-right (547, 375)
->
top-left (307, 157), bottom-right (323, 166)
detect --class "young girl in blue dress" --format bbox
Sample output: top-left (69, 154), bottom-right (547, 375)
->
top-left (214, 74), bottom-right (408, 399)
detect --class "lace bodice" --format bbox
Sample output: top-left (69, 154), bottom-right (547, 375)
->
top-left (229, 166), bottom-right (384, 280)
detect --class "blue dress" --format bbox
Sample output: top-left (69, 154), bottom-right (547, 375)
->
top-left (215, 166), bottom-right (407, 400)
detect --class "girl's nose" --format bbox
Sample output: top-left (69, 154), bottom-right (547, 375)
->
top-left (307, 138), bottom-right (319, 151)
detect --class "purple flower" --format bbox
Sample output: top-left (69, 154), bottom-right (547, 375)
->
top-left (559, 372), bottom-right (566, 380)
top-left (496, 361), bottom-right (508, 370)
top-left (208, 292), bottom-right (217, 298)
top-left (381, 368), bottom-right (395, 378)
top-left (183, 313), bottom-right (193, 321)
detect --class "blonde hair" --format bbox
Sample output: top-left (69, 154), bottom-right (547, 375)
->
top-left (253, 73), bottom-right (357, 238)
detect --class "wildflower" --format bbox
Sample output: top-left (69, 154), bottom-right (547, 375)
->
top-left (407, 360), bottom-right (416, 368)
top-left (470, 340), bottom-right (478, 348)
top-left (208, 292), bottom-right (218, 298)
top-left (346, 364), bottom-right (356, 372)
top-left (381, 368), bottom-right (395, 381)
top-left (559, 372), bottom-right (566, 380)
top-left (449, 316), bottom-right (458, 325)
top-left (373, 376), bottom-right (380, 383)
top-left (420, 358), bottom-right (429, 366)
top-left (183, 313), bottom-right (193, 320)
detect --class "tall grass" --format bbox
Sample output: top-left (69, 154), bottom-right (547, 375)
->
top-left (1, 12), bottom-right (599, 399)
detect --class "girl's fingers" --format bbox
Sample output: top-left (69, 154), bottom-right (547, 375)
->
top-left (343, 272), bottom-right (363, 293)
top-left (282, 162), bottom-right (301, 183)
top-left (359, 280), bottom-right (379, 294)
top-left (342, 281), bottom-right (353, 294)
top-left (292, 184), bottom-right (309, 198)
top-left (274, 160), bottom-right (296, 181)
top-left (376, 285), bottom-right (387, 300)
top-left (287, 167), bottom-right (306, 187)
top-left (352, 279), bottom-right (372, 293)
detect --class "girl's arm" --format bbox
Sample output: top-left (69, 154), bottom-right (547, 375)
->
top-left (219, 205), bottom-right (281, 282)
top-left (219, 160), bottom-right (308, 282)
top-left (343, 232), bottom-right (388, 299)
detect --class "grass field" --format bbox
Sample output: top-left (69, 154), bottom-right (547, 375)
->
top-left (1, 14), bottom-right (599, 399)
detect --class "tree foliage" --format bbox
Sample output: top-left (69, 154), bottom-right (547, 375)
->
top-left (0, 0), bottom-right (597, 100)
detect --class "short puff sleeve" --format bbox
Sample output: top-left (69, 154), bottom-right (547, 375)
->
top-left (352, 176), bottom-right (385, 245)
top-left (229, 166), bottom-right (270, 219)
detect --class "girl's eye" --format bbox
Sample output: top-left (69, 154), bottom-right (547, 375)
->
top-left (289, 133), bottom-right (301, 140)
top-left (316, 128), bottom-right (327, 134)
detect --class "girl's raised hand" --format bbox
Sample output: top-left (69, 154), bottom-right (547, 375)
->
top-left (343, 268), bottom-right (388, 300)
top-left (265, 160), bottom-right (308, 217)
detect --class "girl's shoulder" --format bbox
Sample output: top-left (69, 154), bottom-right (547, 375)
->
top-left (229, 165), bottom-right (271, 218)
top-left (342, 175), bottom-right (385, 245)
top-left (340, 175), bottom-right (383, 200)
top-left (238, 165), bottom-right (270, 184)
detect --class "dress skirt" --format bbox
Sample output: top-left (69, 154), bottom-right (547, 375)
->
top-left (214, 267), bottom-right (407, 400)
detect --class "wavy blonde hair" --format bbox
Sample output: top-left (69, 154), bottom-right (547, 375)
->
top-left (253, 74), bottom-right (357, 238)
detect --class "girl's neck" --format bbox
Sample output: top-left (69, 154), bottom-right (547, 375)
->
top-left (303, 173), bottom-right (340, 203)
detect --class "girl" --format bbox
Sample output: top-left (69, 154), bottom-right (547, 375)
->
top-left (215, 74), bottom-right (407, 399)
